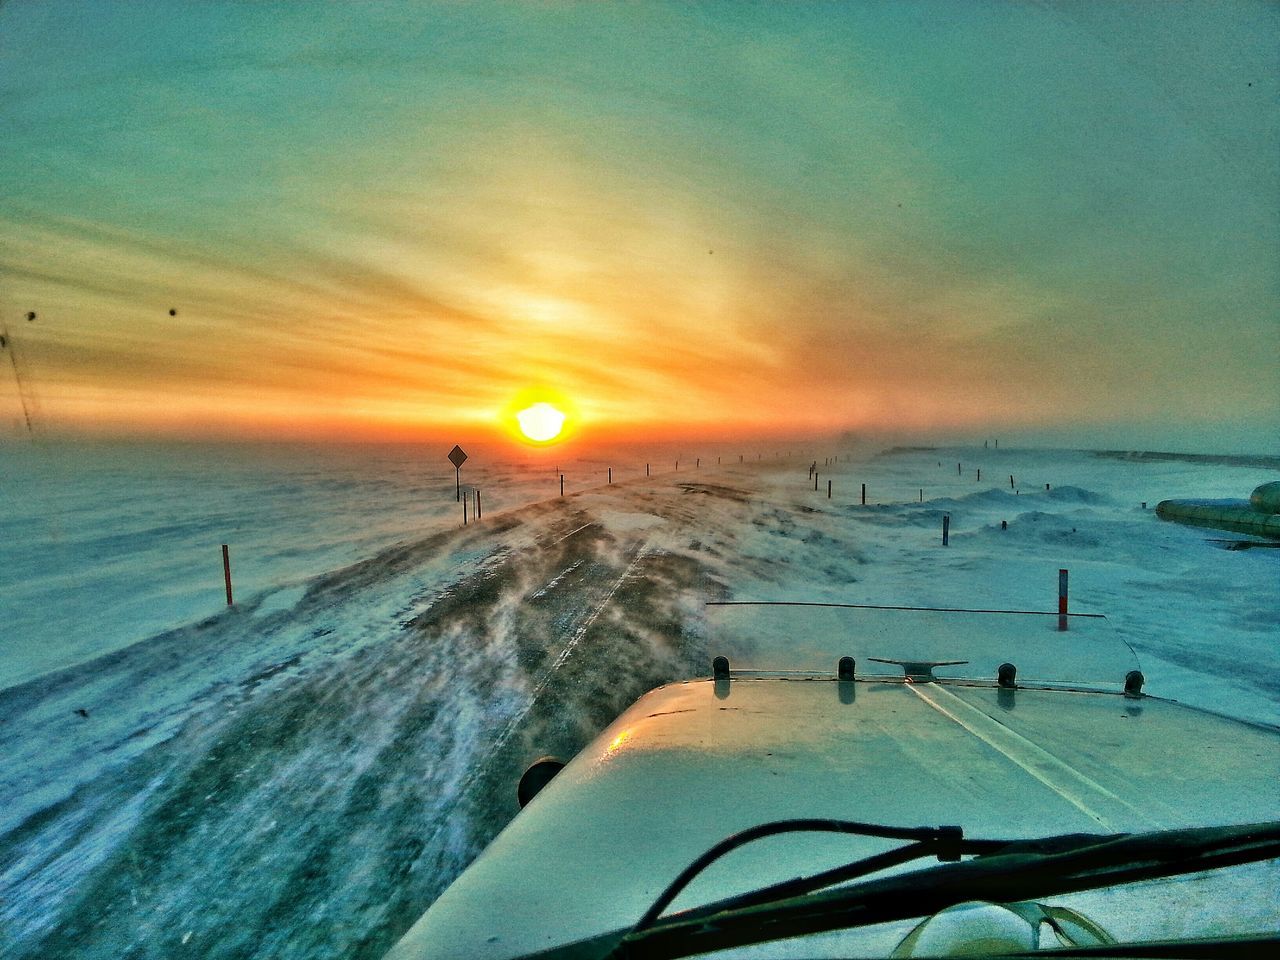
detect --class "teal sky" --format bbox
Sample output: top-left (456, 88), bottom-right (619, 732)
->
top-left (1, 1), bottom-right (1276, 450)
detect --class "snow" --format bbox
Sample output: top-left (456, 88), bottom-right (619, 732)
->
top-left (0, 442), bottom-right (1276, 959)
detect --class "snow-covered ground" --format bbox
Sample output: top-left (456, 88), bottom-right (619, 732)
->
top-left (0, 443), bottom-right (1276, 959)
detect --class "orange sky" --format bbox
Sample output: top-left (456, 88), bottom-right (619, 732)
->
top-left (1, 3), bottom-right (1276, 452)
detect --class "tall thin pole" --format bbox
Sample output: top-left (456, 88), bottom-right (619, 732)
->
top-left (1, 323), bottom-right (35, 436)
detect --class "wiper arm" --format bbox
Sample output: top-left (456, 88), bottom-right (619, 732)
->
top-left (612, 819), bottom-right (1280, 960)
top-left (660, 828), bottom-right (1116, 929)
top-left (629, 818), bottom-right (1006, 933)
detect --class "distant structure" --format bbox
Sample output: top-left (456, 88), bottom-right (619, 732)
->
top-left (1156, 481), bottom-right (1280, 539)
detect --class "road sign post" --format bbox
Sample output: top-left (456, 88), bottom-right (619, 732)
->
top-left (448, 444), bottom-right (468, 502)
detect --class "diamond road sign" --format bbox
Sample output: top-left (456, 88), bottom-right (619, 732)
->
top-left (448, 445), bottom-right (468, 468)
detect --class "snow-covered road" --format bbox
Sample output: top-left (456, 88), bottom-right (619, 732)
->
top-left (2, 447), bottom-right (1276, 959)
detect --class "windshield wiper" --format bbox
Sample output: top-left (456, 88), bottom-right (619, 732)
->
top-left (629, 818), bottom-right (1008, 933)
top-left (605, 819), bottom-right (1280, 960)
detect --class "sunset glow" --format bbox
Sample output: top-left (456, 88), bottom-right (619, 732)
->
top-left (0, 3), bottom-right (1275, 450)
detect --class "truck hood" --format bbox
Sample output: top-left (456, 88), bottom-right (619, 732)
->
top-left (387, 678), bottom-right (1280, 960)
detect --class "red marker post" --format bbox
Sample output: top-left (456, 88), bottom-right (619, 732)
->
top-left (1058, 568), bottom-right (1069, 631)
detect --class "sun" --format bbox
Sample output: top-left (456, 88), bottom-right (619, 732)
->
top-left (515, 402), bottom-right (566, 443)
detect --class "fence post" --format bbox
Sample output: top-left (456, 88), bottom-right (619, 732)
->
top-left (942, 514), bottom-right (950, 546)
top-left (560, 474), bottom-right (564, 497)
top-left (827, 479), bottom-right (832, 499)
top-left (861, 482), bottom-right (866, 505)
top-left (608, 467), bottom-right (612, 484)
top-left (477, 489), bottom-right (482, 518)
top-left (463, 494), bottom-right (468, 525)
top-left (222, 544), bottom-right (233, 605)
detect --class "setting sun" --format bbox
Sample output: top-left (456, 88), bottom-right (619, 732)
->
top-left (515, 403), bottom-right (566, 443)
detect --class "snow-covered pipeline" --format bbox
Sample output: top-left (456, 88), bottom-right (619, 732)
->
top-left (1156, 481), bottom-right (1280, 539)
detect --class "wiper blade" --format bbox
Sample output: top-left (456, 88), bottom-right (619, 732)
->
top-left (611, 820), bottom-right (1280, 960)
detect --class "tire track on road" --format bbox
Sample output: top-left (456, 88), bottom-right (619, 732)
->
top-left (424, 537), bottom-right (650, 853)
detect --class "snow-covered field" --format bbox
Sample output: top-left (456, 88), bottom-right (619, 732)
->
top-left (1, 443), bottom-right (1276, 959)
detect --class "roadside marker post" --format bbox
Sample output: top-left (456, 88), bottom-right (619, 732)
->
top-left (222, 544), bottom-right (233, 605)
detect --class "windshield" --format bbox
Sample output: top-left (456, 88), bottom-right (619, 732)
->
top-left (702, 601), bottom-right (1139, 688)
